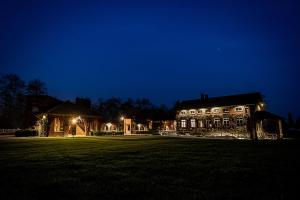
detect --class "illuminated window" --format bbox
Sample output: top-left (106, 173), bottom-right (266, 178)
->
top-left (54, 118), bottom-right (62, 132)
top-left (236, 117), bottom-right (244, 126)
top-left (198, 120), bottom-right (203, 127)
top-left (197, 110), bottom-right (202, 114)
top-left (214, 118), bottom-right (221, 127)
top-left (180, 111), bottom-right (186, 115)
top-left (205, 109), bottom-right (211, 114)
top-left (223, 118), bottom-right (229, 127)
top-left (213, 108), bottom-right (220, 113)
top-left (191, 119), bottom-right (196, 128)
top-left (181, 120), bottom-right (186, 128)
top-left (223, 108), bottom-right (229, 113)
top-left (235, 107), bottom-right (243, 112)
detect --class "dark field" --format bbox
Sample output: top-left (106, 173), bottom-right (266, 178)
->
top-left (0, 136), bottom-right (299, 200)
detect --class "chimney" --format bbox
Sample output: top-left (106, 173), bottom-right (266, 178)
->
top-left (201, 93), bottom-right (205, 101)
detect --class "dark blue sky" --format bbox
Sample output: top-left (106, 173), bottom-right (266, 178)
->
top-left (1, 0), bottom-right (300, 118)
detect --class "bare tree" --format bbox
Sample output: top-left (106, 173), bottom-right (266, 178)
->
top-left (0, 74), bottom-right (26, 128)
top-left (26, 79), bottom-right (47, 96)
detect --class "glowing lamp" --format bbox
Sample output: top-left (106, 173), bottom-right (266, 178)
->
top-left (72, 118), bottom-right (77, 124)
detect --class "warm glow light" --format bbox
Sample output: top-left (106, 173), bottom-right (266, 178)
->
top-left (72, 118), bottom-right (77, 124)
top-left (107, 123), bottom-right (112, 127)
top-left (42, 115), bottom-right (46, 119)
top-left (120, 116), bottom-right (124, 121)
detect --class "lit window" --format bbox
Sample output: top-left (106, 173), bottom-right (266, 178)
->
top-left (197, 110), bottom-right (202, 114)
top-left (54, 118), bottom-right (62, 132)
top-left (191, 119), bottom-right (196, 128)
top-left (223, 108), bottom-right (229, 113)
top-left (205, 109), bottom-right (211, 114)
top-left (181, 120), bottom-right (186, 128)
top-left (236, 117), bottom-right (244, 126)
top-left (214, 118), bottom-right (221, 127)
top-left (235, 107), bottom-right (243, 112)
top-left (198, 120), bottom-right (203, 127)
top-left (213, 108), bottom-right (220, 113)
top-left (223, 118), bottom-right (229, 127)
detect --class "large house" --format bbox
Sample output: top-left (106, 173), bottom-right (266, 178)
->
top-left (176, 92), bottom-right (283, 139)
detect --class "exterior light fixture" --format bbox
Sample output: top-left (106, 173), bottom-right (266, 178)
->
top-left (120, 116), bottom-right (124, 121)
top-left (107, 123), bottom-right (112, 127)
top-left (42, 115), bottom-right (46, 120)
top-left (72, 118), bottom-right (77, 124)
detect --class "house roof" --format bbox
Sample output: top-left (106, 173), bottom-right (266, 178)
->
top-left (25, 95), bottom-right (62, 113)
top-left (42, 101), bottom-right (100, 118)
top-left (176, 92), bottom-right (263, 110)
top-left (255, 111), bottom-right (283, 120)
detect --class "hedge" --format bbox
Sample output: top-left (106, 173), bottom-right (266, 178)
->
top-left (91, 131), bottom-right (124, 136)
top-left (15, 129), bottom-right (38, 137)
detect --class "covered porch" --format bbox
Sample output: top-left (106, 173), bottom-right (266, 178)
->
top-left (254, 111), bottom-right (283, 140)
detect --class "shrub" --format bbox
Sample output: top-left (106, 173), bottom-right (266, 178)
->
top-left (15, 129), bottom-right (38, 137)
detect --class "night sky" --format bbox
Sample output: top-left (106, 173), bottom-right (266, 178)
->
top-left (1, 0), bottom-right (300, 118)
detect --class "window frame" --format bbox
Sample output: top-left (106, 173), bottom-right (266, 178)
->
top-left (180, 111), bottom-right (186, 115)
top-left (236, 117), bottom-right (244, 126)
top-left (235, 107), bottom-right (243, 112)
top-left (190, 110), bottom-right (196, 115)
top-left (190, 119), bottom-right (196, 128)
top-left (181, 119), bottom-right (186, 128)
top-left (223, 118), bottom-right (230, 127)
top-left (223, 108), bottom-right (229, 113)
top-left (214, 118), bottom-right (221, 127)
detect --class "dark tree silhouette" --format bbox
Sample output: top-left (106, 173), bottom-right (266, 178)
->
top-left (26, 79), bottom-right (47, 96)
top-left (75, 97), bottom-right (91, 109)
top-left (95, 97), bottom-right (174, 123)
top-left (0, 74), bottom-right (26, 128)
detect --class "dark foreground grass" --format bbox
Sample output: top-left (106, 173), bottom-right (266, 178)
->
top-left (0, 136), bottom-right (300, 200)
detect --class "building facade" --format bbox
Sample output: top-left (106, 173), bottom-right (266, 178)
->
top-left (36, 102), bottom-right (101, 137)
top-left (176, 93), bottom-right (282, 139)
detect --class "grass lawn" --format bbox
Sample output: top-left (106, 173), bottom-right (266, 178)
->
top-left (0, 136), bottom-right (300, 199)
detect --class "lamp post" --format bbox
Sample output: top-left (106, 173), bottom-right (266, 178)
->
top-left (71, 117), bottom-right (79, 139)
top-left (41, 114), bottom-right (47, 137)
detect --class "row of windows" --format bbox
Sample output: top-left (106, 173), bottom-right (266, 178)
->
top-left (180, 118), bottom-right (245, 128)
top-left (180, 107), bottom-right (245, 115)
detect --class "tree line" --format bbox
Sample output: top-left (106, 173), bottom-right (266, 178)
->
top-left (0, 74), bottom-right (47, 128)
top-left (2, 73), bottom-right (300, 130)
top-left (0, 74), bottom-right (176, 128)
